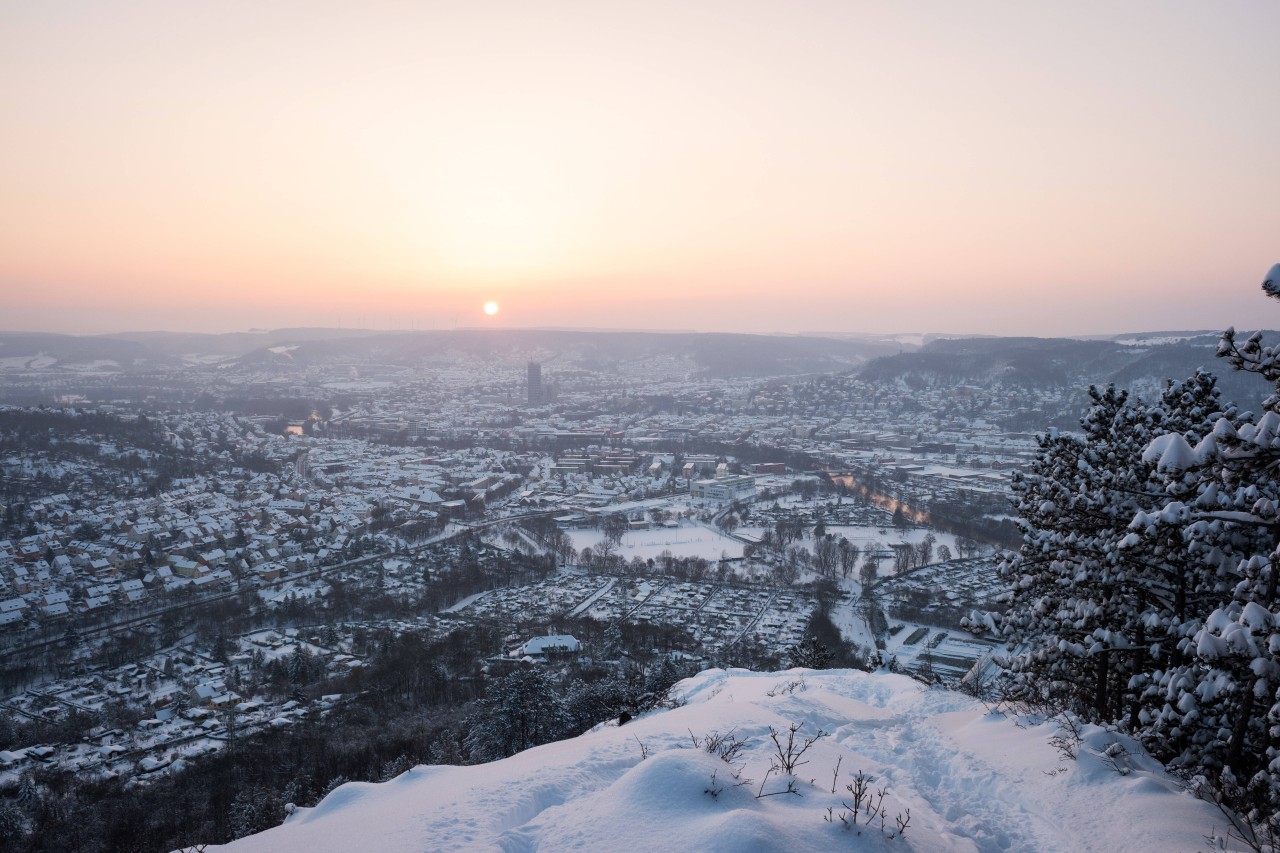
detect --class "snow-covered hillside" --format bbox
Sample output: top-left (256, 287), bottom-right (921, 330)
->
top-left (206, 669), bottom-right (1243, 852)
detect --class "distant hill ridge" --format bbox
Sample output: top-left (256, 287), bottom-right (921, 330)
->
top-left (0, 328), bottom-right (907, 378)
top-left (856, 332), bottom-right (1274, 406)
top-left (0, 328), bottom-right (1274, 396)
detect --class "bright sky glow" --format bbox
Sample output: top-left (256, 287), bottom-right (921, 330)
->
top-left (1, 1), bottom-right (1277, 336)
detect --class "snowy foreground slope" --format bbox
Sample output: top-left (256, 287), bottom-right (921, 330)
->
top-left (207, 669), bottom-right (1243, 853)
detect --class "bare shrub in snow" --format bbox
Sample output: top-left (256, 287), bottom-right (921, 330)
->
top-left (688, 729), bottom-right (748, 766)
top-left (769, 722), bottom-right (825, 775)
top-left (824, 768), bottom-right (910, 840)
top-left (766, 678), bottom-right (806, 697)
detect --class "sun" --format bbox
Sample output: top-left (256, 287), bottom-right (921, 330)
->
top-left (483, 301), bottom-right (499, 316)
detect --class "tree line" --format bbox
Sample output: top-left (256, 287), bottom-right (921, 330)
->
top-left (985, 286), bottom-right (1280, 846)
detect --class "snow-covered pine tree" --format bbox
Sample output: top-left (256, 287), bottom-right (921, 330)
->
top-left (998, 386), bottom-right (1151, 718)
top-left (788, 634), bottom-right (835, 669)
top-left (1114, 373), bottom-right (1235, 733)
top-left (462, 666), bottom-right (566, 762)
top-left (1127, 308), bottom-right (1280, 825)
top-left (997, 376), bottom-right (1228, 727)
top-left (0, 803), bottom-right (24, 845)
top-left (562, 675), bottom-right (635, 735)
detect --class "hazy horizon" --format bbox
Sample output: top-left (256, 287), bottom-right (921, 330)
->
top-left (0, 322), bottom-right (1243, 343)
top-left (4, 1), bottom-right (1278, 337)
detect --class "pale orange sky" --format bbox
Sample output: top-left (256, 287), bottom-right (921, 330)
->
top-left (2, 1), bottom-right (1277, 336)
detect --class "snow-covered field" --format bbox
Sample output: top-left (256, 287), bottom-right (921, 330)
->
top-left (207, 668), bottom-right (1242, 852)
top-left (569, 523), bottom-right (745, 561)
top-left (737, 524), bottom-right (967, 572)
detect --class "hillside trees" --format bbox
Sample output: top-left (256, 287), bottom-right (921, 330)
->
top-left (839, 538), bottom-right (860, 578)
top-left (813, 534), bottom-right (840, 579)
top-left (462, 666), bottom-right (567, 762)
top-left (995, 277), bottom-right (1280, 839)
top-left (995, 377), bottom-right (1230, 724)
top-left (562, 676), bottom-right (636, 735)
top-left (788, 634), bottom-right (835, 669)
top-left (1129, 324), bottom-right (1280, 817)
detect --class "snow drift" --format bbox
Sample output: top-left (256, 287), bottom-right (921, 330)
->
top-left (205, 668), bottom-right (1244, 852)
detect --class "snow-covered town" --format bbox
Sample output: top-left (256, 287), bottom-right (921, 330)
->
top-left (0, 335), bottom-right (1036, 800)
top-left (2, 319), bottom-right (1276, 850)
top-left (6, 0), bottom-right (1279, 847)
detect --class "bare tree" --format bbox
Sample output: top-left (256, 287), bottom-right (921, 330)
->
top-left (838, 538), bottom-right (860, 579)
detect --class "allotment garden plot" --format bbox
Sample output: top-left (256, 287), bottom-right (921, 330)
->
top-left (454, 574), bottom-right (814, 657)
top-left (873, 555), bottom-right (1006, 680)
top-left (883, 623), bottom-right (998, 681)
top-left (456, 573), bottom-right (614, 621)
top-left (874, 555), bottom-right (1005, 622)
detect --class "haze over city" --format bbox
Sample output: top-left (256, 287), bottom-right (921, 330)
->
top-left (2, 0), bottom-right (1277, 337)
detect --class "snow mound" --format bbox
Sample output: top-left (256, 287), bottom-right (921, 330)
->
top-left (204, 669), bottom-right (1245, 853)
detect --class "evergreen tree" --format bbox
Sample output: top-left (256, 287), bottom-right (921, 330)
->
top-left (0, 711), bottom-right (15, 749)
top-left (211, 632), bottom-right (230, 663)
top-left (287, 645), bottom-right (314, 686)
top-left (996, 274), bottom-right (1280, 837)
top-left (563, 676), bottom-right (635, 735)
top-left (319, 775), bottom-right (351, 799)
top-left (996, 376), bottom-right (1228, 723)
top-left (229, 785), bottom-right (281, 838)
top-left (601, 621), bottom-right (623, 661)
top-left (892, 505), bottom-right (909, 531)
top-left (462, 666), bottom-right (565, 762)
top-left (1128, 318), bottom-right (1280, 815)
top-left (0, 803), bottom-right (24, 845)
top-left (321, 624), bottom-right (340, 647)
top-left (16, 773), bottom-right (38, 807)
top-left (788, 634), bottom-right (835, 669)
